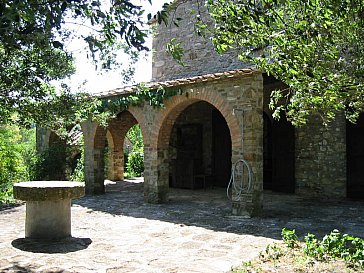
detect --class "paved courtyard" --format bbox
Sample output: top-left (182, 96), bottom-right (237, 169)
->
top-left (1, 179), bottom-right (364, 273)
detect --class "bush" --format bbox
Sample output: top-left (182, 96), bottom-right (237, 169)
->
top-left (0, 126), bottom-right (36, 204)
top-left (127, 151), bottom-right (144, 177)
top-left (124, 124), bottom-right (144, 178)
top-left (32, 144), bottom-right (69, 180)
top-left (70, 149), bottom-right (85, 182)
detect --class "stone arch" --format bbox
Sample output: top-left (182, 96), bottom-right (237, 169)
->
top-left (153, 90), bottom-right (242, 152)
top-left (107, 110), bottom-right (140, 181)
top-left (82, 108), bottom-right (145, 194)
top-left (36, 126), bottom-right (84, 181)
top-left (144, 88), bottom-right (242, 203)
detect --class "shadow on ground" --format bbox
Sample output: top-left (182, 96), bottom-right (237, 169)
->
top-left (11, 237), bottom-right (92, 253)
top-left (73, 179), bottom-right (364, 241)
top-left (1, 262), bottom-right (66, 273)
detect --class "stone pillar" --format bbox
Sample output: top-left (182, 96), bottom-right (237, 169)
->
top-left (36, 127), bottom-right (51, 153)
top-left (81, 120), bottom-right (105, 194)
top-left (107, 123), bottom-right (125, 181)
top-left (143, 146), bottom-right (168, 203)
top-left (230, 75), bottom-right (264, 217)
top-left (111, 147), bottom-right (124, 181)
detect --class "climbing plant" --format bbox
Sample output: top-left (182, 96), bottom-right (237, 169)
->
top-left (99, 84), bottom-right (178, 116)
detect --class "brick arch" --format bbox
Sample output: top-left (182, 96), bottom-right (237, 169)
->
top-left (144, 89), bottom-right (242, 203)
top-left (107, 110), bottom-right (143, 181)
top-left (153, 90), bottom-right (242, 152)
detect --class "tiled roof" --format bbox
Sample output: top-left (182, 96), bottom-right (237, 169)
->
top-left (94, 68), bottom-right (258, 98)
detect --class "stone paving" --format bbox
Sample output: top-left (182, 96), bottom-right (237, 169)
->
top-left (1, 179), bottom-right (364, 273)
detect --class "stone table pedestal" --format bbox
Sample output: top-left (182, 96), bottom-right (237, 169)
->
top-left (13, 181), bottom-right (85, 241)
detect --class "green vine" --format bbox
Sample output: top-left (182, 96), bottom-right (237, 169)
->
top-left (99, 83), bottom-right (179, 116)
top-left (38, 84), bottom-right (181, 138)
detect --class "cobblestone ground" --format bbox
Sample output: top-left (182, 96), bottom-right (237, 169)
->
top-left (1, 179), bottom-right (364, 273)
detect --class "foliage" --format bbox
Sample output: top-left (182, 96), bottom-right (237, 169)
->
top-left (0, 0), bottom-right (161, 128)
top-left (32, 129), bottom-right (84, 181)
top-left (32, 144), bottom-right (69, 181)
top-left (126, 124), bottom-right (144, 151)
top-left (70, 148), bottom-right (85, 182)
top-left (233, 228), bottom-right (363, 272)
top-left (125, 124), bottom-right (144, 177)
top-left (162, 0), bottom-right (364, 125)
top-left (259, 242), bottom-right (284, 264)
top-left (39, 84), bottom-right (178, 137)
top-left (101, 84), bottom-right (177, 114)
top-left (0, 126), bottom-right (36, 204)
top-left (304, 229), bottom-right (364, 268)
top-left (205, 0), bottom-right (364, 125)
top-left (281, 227), bottom-right (299, 249)
top-left (127, 152), bottom-right (144, 177)
top-left (166, 38), bottom-right (186, 66)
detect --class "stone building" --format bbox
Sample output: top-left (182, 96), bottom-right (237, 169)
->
top-left (38, 0), bottom-right (363, 216)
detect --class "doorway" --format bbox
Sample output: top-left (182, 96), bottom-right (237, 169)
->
top-left (347, 114), bottom-right (364, 199)
top-left (264, 114), bottom-right (295, 193)
top-left (169, 102), bottom-right (232, 189)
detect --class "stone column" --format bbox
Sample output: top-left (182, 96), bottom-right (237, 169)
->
top-left (143, 146), bottom-right (168, 203)
top-left (230, 75), bottom-right (264, 217)
top-left (35, 127), bottom-right (51, 153)
top-left (108, 122), bottom-right (126, 181)
top-left (81, 120), bottom-right (105, 194)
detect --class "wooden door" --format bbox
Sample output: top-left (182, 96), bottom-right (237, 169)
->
top-left (212, 110), bottom-right (232, 187)
top-left (175, 124), bottom-right (202, 188)
top-left (271, 117), bottom-right (295, 193)
top-left (347, 114), bottom-right (364, 199)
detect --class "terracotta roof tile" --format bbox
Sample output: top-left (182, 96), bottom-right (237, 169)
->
top-left (94, 68), bottom-right (259, 98)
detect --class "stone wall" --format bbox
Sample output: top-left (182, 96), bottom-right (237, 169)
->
top-left (295, 115), bottom-right (347, 198)
top-left (262, 76), bottom-right (347, 198)
top-left (152, 0), bottom-right (248, 81)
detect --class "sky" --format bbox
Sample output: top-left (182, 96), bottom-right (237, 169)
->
top-left (67, 0), bottom-right (168, 94)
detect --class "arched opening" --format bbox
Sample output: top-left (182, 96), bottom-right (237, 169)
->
top-left (106, 111), bottom-right (140, 181)
top-left (84, 109), bottom-right (145, 194)
top-left (163, 101), bottom-right (232, 190)
top-left (346, 113), bottom-right (364, 199)
top-left (38, 126), bottom-right (83, 181)
top-left (123, 124), bottom-right (144, 178)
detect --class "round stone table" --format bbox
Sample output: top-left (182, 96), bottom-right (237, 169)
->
top-left (13, 181), bottom-right (85, 241)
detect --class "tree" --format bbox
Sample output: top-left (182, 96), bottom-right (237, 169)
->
top-left (0, 0), bottom-right (154, 128)
top-left (0, 125), bottom-right (36, 203)
top-left (186, 0), bottom-right (364, 125)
